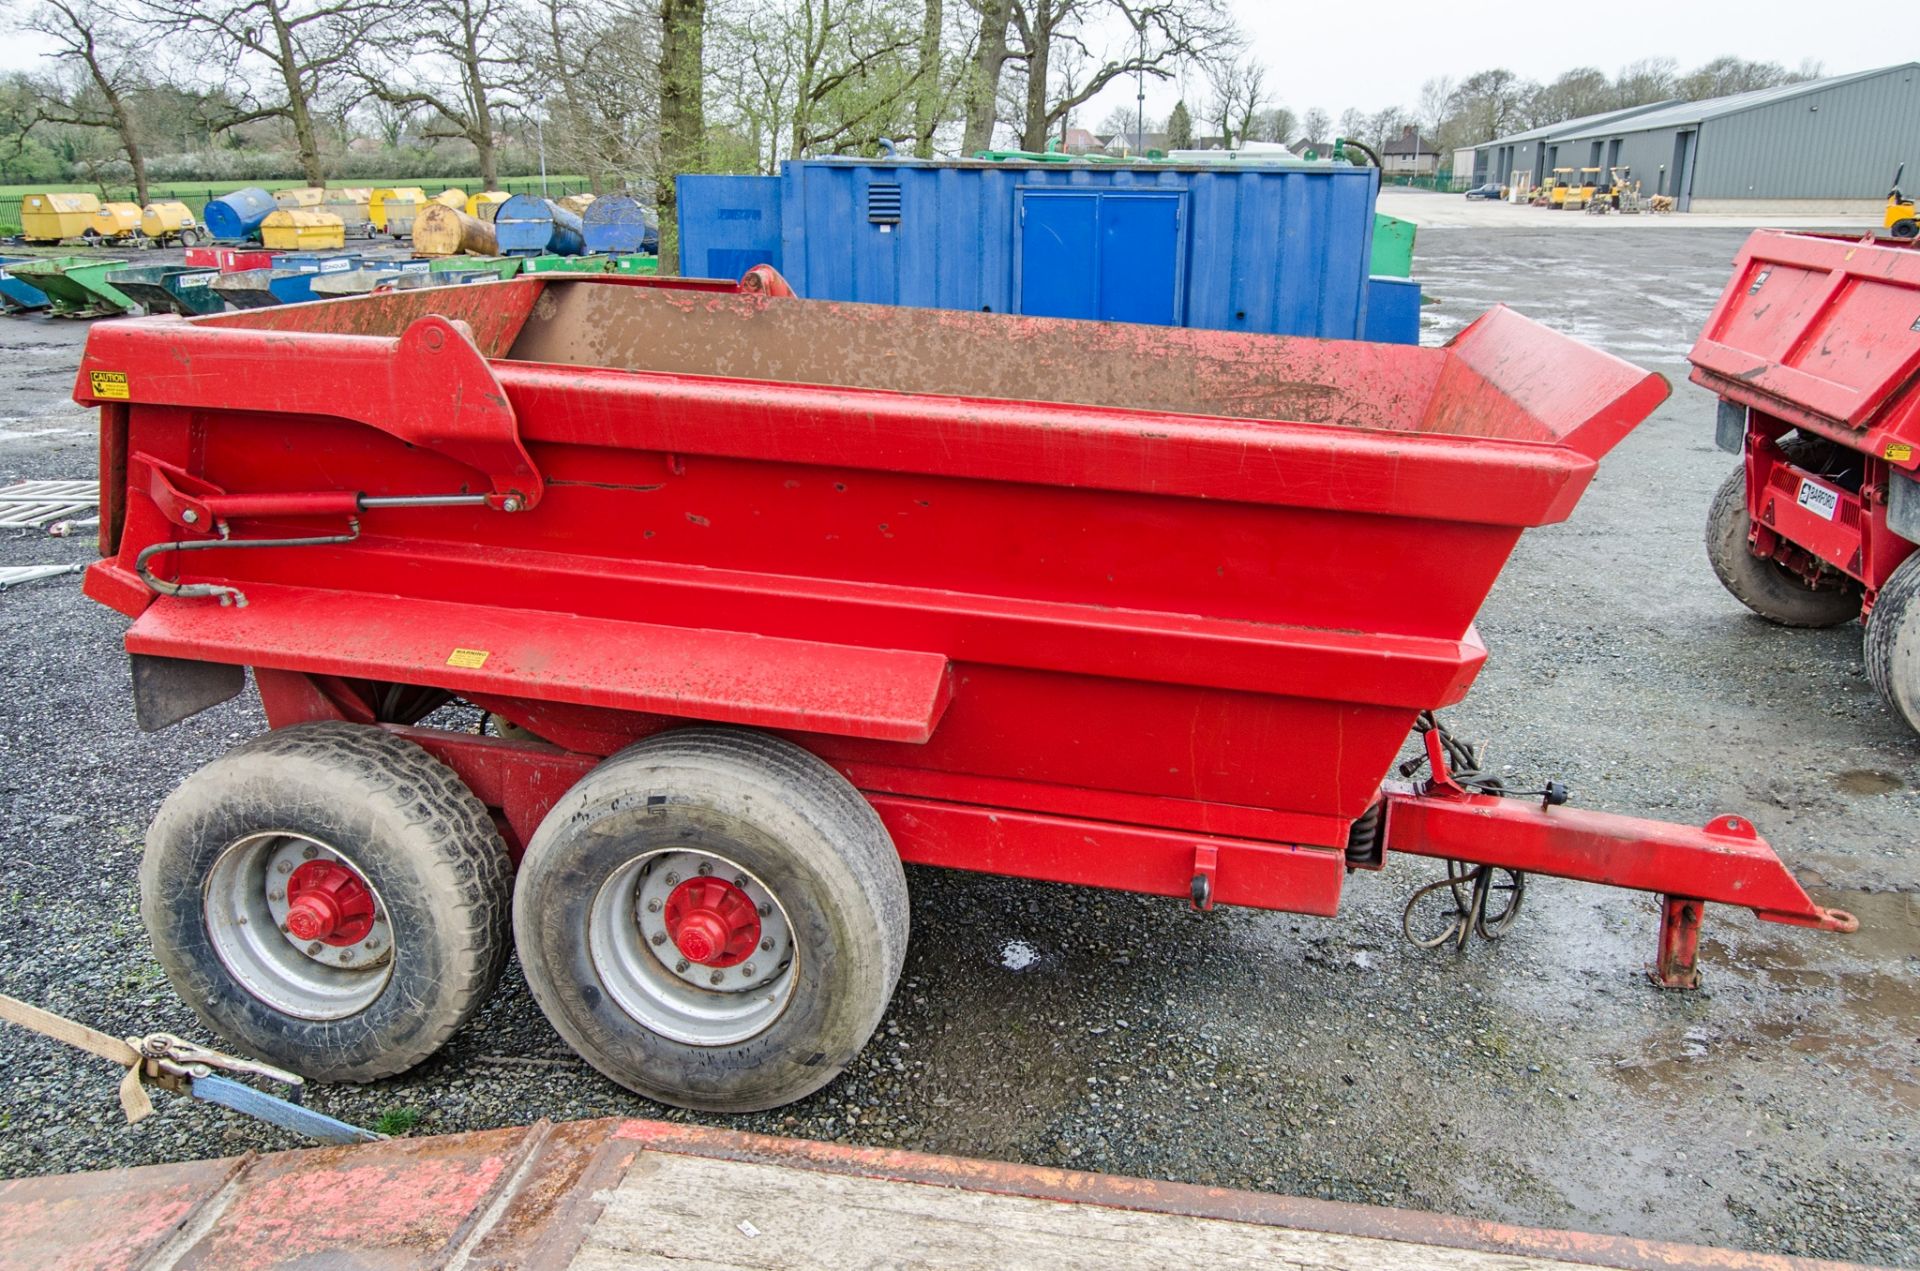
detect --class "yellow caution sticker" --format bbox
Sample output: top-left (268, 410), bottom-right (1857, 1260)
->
top-left (1886, 442), bottom-right (1914, 463)
top-left (88, 370), bottom-right (130, 400)
top-left (446, 648), bottom-right (491, 669)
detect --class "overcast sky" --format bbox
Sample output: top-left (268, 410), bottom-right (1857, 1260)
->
top-left (1100, 0), bottom-right (1889, 126)
top-left (0, 0), bottom-right (1893, 136)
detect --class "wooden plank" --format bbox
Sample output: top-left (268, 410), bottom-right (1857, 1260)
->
top-left (572, 1151), bottom-right (1591, 1271)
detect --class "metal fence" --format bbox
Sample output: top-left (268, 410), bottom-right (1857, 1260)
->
top-left (0, 175), bottom-right (592, 233)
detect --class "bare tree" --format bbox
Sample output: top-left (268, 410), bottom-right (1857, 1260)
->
top-left (970, 0), bottom-right (1234, 154)
top-left (518, 0), bottom-right (657, 195)
top-left (1298, 106), bottom-right (1329, 146)
top-left (1247, 104), bottom-right (1293, 145)
top-left (142, 0), bottom-right (384, 185)
top-left (356, 0), bottom-right (520, 187)
top-left (1202, 53), bottom-right (1263, 148)
top-left (20, 0), bottom-right (152, 202)
top-left (710, 0), bottom-right (922, 172)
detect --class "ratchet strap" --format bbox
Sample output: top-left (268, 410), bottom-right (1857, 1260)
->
top-left (0, 993), bottom-right (382, 1145)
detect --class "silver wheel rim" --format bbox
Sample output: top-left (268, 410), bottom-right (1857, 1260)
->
top-left (202, 831), bottom-right (394, 1021)
top-left (588, 849), bottom-right (797, 1047)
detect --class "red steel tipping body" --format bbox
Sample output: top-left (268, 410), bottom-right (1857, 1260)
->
top-left (76, 271), bottom-right (1849, 982)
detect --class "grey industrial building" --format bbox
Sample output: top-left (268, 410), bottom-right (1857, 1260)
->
top-left (1473, 62), bottom-right (1919, 212)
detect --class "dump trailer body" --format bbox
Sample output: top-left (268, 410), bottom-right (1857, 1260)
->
top-left (104, 265), bottom-right (222, 316)
top-left (77, 273), bottom-right (1848, 1009)
top-left (13, 256), bottom-right (133, 317)
top-left (1689, 229), bottom-right (1920, 732)
top-left (0, 258), bottom-right (52, 311)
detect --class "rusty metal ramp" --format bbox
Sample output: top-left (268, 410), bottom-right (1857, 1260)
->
top-left (0, 1118), bottom-right (1871, 1270)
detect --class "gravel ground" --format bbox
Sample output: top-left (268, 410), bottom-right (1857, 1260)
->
top-left (0, 228), bottom-right (1915, 1266)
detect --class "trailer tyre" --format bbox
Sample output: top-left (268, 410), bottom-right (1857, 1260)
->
top-left (513, 727), bottom-right (908, 1113)
top-left (1705, 464), bottom-right (1861, 628)
top-left (141, 722), bottom-right (512, 1082)
top-left (1865, 552), bottom-right (1920, 733)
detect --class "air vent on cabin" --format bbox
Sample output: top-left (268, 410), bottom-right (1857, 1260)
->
top-left (866, 183), bottom-right (902, 224)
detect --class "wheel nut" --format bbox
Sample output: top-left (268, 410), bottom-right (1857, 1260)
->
top-left (758, 903), bottom-right (771, 917)
top-left (306, 941), bottom-right (322, 955)
top-left (646, 898), bottom-right (662, 913)
top-left (301, 845), bottom-right (318, 860)
top-left (366, 937), bottom-right (382, 951)
top-left (697, 862), bottom-right (712, 876)
top-left (709, 971), bottom-right (724, 985)
top-left (276, 861), bottom-right (293, 875)
top-left (733, 875), bottom-right (747, 889)
top-left (269, 890), bottom-right (284, 902)
top-left (665, 872), bottom-right (679, 885)
top-left (651, 932), bottom-right (667, 946)
top-left (675, 958), bottom-right (689, 973)
top-left (742, 963), bottom-right (756, 977)
top-left (760, 938), bottom-right (773, 952)
top-left (340, 949), bottom-right (354, 963)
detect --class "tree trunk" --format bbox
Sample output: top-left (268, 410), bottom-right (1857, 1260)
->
top-left (912, 0), bottom-right (942, 158)
top-left (961, 0), bottom-right (1010, 154)
top-left (268, 2), bottom-right (325, 184)
top-left (95, 70), bottom-right (148, 204)
top-left (656, 0), bottom-right (706, 275)
top-left (1019, 30), bottom-right (1050, 152)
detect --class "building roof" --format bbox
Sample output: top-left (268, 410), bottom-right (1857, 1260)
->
top-left (1548, 62), bottom-right (1920, 141)
top-left (1381, 127), bottom-right (1438, 157)
top-left (1478, 100), bottom-right (1680, 149)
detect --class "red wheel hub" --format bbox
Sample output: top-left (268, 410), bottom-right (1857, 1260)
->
top-left (284, 860), bottom-right (377, 946)
top-left (663, 876), bottom-right (761, 967)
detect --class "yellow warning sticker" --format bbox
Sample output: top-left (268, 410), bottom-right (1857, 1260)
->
top-left (88, 370), bottom-right (130, 400)
top-left (446, 648), bottom-right (491, 669)
top-left (1886, 442), bottom-right (1914, 463)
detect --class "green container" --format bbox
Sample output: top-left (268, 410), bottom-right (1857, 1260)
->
top-left (428, 255), bottom-right (521, 280)
top-left (1370, 213), bottom-right (1416, 280)
top-left (13, 256), bottom-right (135, 318)
top-left (519, 254), bottom-right (610, 274)
top-left (608, 254), bottom-right (659, 275)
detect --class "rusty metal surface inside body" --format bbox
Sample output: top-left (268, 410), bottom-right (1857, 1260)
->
top-left (71, 269), bottom-right (1844, 983)
top-left (0, 1115), bottom-right (1879, 1271)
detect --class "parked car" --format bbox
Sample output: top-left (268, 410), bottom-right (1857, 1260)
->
top-left (1464, 183), bottom-right (1502, 200)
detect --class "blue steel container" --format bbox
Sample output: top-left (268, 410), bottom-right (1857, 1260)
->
top-left (272, 251), bottom-right (362, 275)
top-left (0, 257), bottom-right (52, 311)
top-left (203, 187), bottom-right (279, 241)
top-left (677, 158), bottom-right (1381, 340)
top-left (581, 195), bottom-right (659, 254)
top-left (677, 177), bottom-right (782, 283)
top-left (363, 258), bottom-right (435, 275)
top-left (1363, 277), bottom-right (1422, 345)
top-left (493, 195), bottom-right (586, 256)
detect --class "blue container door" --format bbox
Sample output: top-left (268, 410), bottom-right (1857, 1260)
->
top-left (1015, 190), bottom-right (1183, 326)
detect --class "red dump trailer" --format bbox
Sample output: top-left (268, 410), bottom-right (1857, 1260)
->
top-left (1692, 230), bottom-right (1920, 732)
top-left (76, 271), bottom-right (1854, 1112)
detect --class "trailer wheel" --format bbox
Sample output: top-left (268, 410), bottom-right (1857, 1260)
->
top-left (140, 722), bottom-right (512, 1082)
top-left (1865, 552), bottom-right (1920, 733)
top-left (177, 227), bottom-right (201, 248)
top-left (513, 727), bottom-right (908, 1112)
top-left (1705, 464), bottom-right (1861, 627)
top-left (1892, 218), bottom-right (1918, 241)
